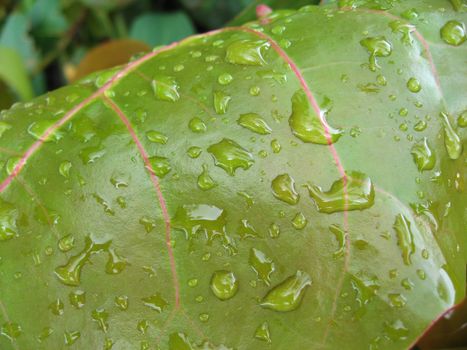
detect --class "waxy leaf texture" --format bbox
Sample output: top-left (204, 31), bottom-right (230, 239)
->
top-left (0, 0), bottom-right (465, 349)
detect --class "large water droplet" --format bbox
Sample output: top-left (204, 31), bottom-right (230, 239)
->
top-left (208, 138), bottom-right (254, 175)
top-left (210, 270), bottom-right (239, 300)
top-left (440, 112), bottom-right (463, 159)
top-left (0, 199), bottom-right (18, 241)
top-left (393, 214), bottom-right (415, 265)
top-left (411, 137), bottom-right (435, 171)
top-left (306, 171), bottom-right (375, 213)
top-left (237, 113), bottom-right (271, 135)
top-left (254, 322), bottom-right (272, 343)
top-left (142, 293), bottom-right (168, 312)
top-left (271, 173), bottom-right (299, 205)
top-left (213, 90), bottom-right (231, 114)
top-left (225, 39), bottom-right (270, 66)
top-left (360, 36), bottom-right (392, 71)
top-left (440, 20), bottom-right (466, 46)
top-left (406, 77), bottom-right (421, 93)
top-left (151, 75), bottom-right (180, 102)
top-left (260, 270), bottom-right (311, 312)
top-left (249, 248), bottom-right (275, 285)
top-left (289, 90), bottom-right (342, 144)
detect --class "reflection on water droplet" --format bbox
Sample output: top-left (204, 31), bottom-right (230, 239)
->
top-left (360, 36), bottom-right (392, 71)
top-left (142, 293), bottom-right (168, 312)
top-left (208, 138), bottom-right (254, 175)
top-left (249, 248), bottom-right (275, 285)
top-left (151, 75), bottom-right (180, 102)
top-left (237, 113), bottom-right (272, 135)
top-left (411, 137), bottom-right (436, 171)
top-left (307, 171), bottom-right (375, 213)
top-left (260, 270), bottom-right (311, 312)
top-left (254, 322), bottom-right (272, 343)
top-left (393, 214), bottom-right (415, 266)
top-left (210, 270), bottom-right (239, 300)
top-left (289, 90), bottom-right (342, 145)
top-left (440, 20), bottom-right (466, 46)
top-left (225, 39), bottom-right (270, 66)
top-left (440, 112), bottom-right (463, 160)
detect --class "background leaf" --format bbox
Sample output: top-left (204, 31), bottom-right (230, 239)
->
top-left (129, 11), bottom-right (195, 47)
top-left (0, 46), bottom-right (34, 100)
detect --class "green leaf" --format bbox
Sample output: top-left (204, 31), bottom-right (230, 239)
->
top-left (0, 1), bottom-right (465, 349)
top-left (0, 46), bottom-right (34, 101)
top-left (129, 12), bottom-right (195, 47)
top-left (0, 13), bottom-right (38, 70)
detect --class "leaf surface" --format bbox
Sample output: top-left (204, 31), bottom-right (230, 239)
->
top-left (0, 1), bottom-right (465, 349)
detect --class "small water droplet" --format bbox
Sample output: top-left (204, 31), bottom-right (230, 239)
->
top-left (254, 322), bottom-right (272, 343)
top-left (28, 119), bottom-right (63, 142)
top-left (218, 73), bottom-right (233, 85)
top-left (238, 219), bottom-right (261, 239)
top-left (69, 290), bottom-right (86, 309)
top-left (271, 174), bottom-right (299, 205)
top-left (197, 164), bottom-right (217, 191)
top-left (64, 330), bottom-right (81, 345)
top-left (59, 161), bottom-right (72, 178)
top-left (393, 214), bottom-right (415, 265)
top-left (187, 146), bottom-right (202, 158)
top-left (270, 139), bottom-right (281, 153)
top-left (210, 270), bottom-right (238, 300)
top-left (139, 216), bottom-right (156, 233)
top-left (249, 86), bottom-right (261, 96)
top-left (291, 212), bottom-right (307, 230)
top-left (91, 308), bottom-right (109, 332)
top-left (237, 113), bottom-right (272, 135)
top-left (407, 77), bottom-right (421, 93)
top-left (49, 298), bottom-right (65, 316)
top-left (213, 90), bottom-right (231, 114)
top-left (115, 295), bottom-right (129, 310)
top-left (225, 39), bottom-right (270, 66)
top-left (414, 120), bottom-right (427, 131)
top-left (0, 199), bottom-right (18, 241)
top-left (151, 75), bottom-right (180, 102)
top-left (457, 110), bottom-right (467, 127)
top-left (142, 293), bottom-right (168, 312)
top-left (269, 223), bottom-right (280, 238)
top-left (249, 248), bottom-right (275, 285)
top-left (329, 224), bottom-right (346, 258)
top-left (307, 171), bottom-right (375, 213)
top-left (146, 130), bottom-right (168, 144)
top-left (411, 137), bottom-right (436, 171)
top-left (148, 156), bottom-right (171, 178)
top-left (0, 322), bottom-right (22, 341)
top-left (440, 20), bottom-right (466, 46)
top-left (260, 270), bottom-right (311, 312)
top-left (388, 293), bottom-right (407, 308)
top-left (188, 117), bottom-right (207, 133)
top-left (208, 138), bottom-right (254, 175)
top-left (360, 36), bottom-right (392, 71)
top-left (440, 112), bottom-right (463, 160)
top-left (385, 319), bottom-right (409, 340)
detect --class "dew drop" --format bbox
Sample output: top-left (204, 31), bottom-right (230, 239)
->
top-left (142, 293), bottom-right (168, 312)
top-left (0, 198), bottom-right (18, 241)
top-left (148, 156), bottom-right (171, 178)
top-left (254, 322), bottom-right (272, 343)
top-left (237, 113), bottom-right (272, 135)
top-left (270, 139), bottom-right (281, 153)
top-left (151, 75), bottom-right (180, 102)
top-left (237, 219), bottom-right (261, 239)
top-left (213, 90), bottom-right (231, 115)
top-left (406, 77), bottom-right (421, 93)
top-left (49, 298), bottom-right (65, 316)
top-left (59, 161), bottom-right (72, 178)
top-left (0, 322), bottom-right (21, 340)
top-left (208, 138), bottom-right (254, 175)
top-left (91, 308), bottom-right (109, 332)
top-left (411, 137), bottom-right (436, 171)
top-left (146, 130), bottom-right (168, 144)
top-left (188, 117), bottom-right (207, 133)
top-left (249, 248), bottom-right (275, 285)
top-left (271, 174), bottom-right (299, 205)
top-left (218, 73), bottom-right (233, 85)
top-left (329, 224), bottom-right (346, 258)
top-left (210, 270), bottom-right (239, 300)
top-left (384, 319), bottom-right (409, 341)
top-left (360, 36), bottom-right (392, 71)
top-left (64, 330), bottom-right (81, 345)
top-left (260, 270), bottom-right (311, 312)
top-left (440, 20), bottom-right (466, 46)
top-left (440, 112), bottom-right (463, 160)
top-left (388, 293), bottom-right (407, 308)
top-left (28, 119), bottom-right (63, 142)
top-left (269, 223), bottom-right (280, 238)
top-left (197, 164), bottom-right (217, 191)
top-left (115, 295), bottom-right (129, 310)
top-left (69, 290), bottom-right (86, 309)
top-left (393, 214), bottom-right (415, 266)
top-left (291, 212), bottom-right (307, 230)
top-left (187, 146), bottom-right (202, 158)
